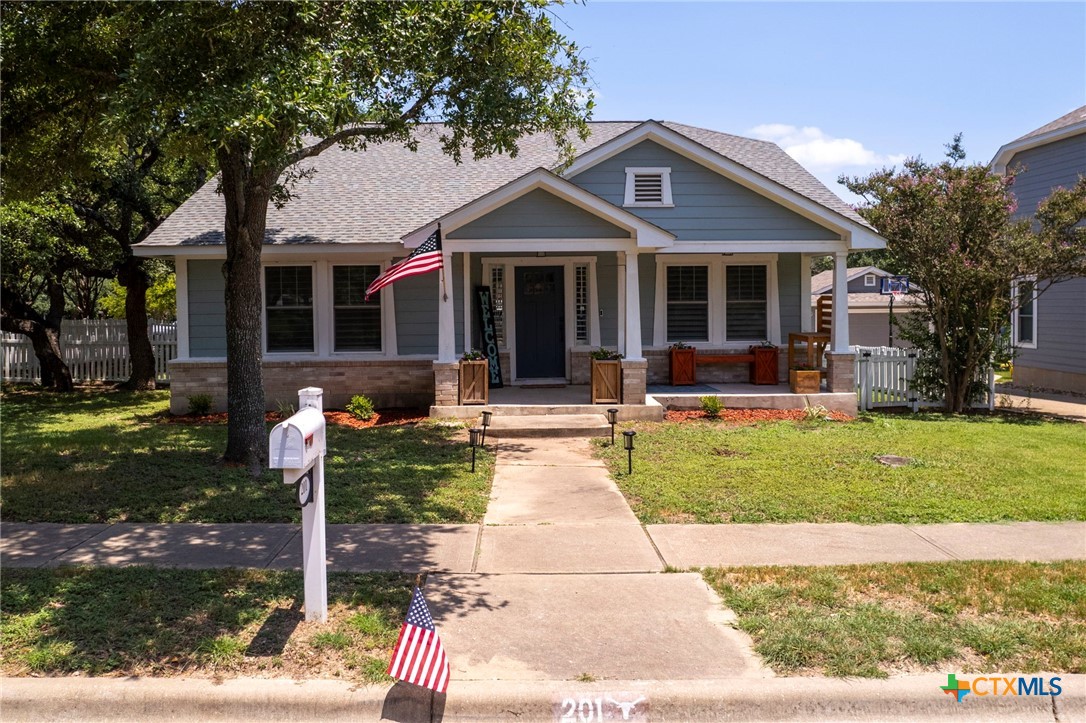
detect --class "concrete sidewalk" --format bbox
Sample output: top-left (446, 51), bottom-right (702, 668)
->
top-left (994, 384), bottom-right (1086, 422)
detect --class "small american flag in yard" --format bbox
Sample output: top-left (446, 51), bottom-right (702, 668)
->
top-left (365, 228), bottom-right (443, 301)
top-left (387, 586), bottom-right (450, 693)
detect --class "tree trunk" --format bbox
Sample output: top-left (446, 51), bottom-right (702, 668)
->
top-left (1, 282), bottom-right (74, 392)
top-left (219, 144), bottom-right (274, 476)
top-left (117, 256), bottom-right (157, 390)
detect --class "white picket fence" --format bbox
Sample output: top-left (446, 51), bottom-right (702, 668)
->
top-left (1, 319), bottom-right (177, 383)
top-left (854, 346), bottom-right (995, 412)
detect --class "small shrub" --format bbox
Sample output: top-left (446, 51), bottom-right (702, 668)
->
top-left (803, 398), bottom-right (830, 421)
top-left (700, 395), bottom-right (724, 418)
top-left (346, 394), bottom-right (375, 421)
top-left (275, 399), bottom-right (296, 420)
top-left (589, 346), bottom-right (623, 361)
top-left (187, 394), bottom-right (213, 416)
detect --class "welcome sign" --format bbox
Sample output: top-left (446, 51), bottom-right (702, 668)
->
top-left (475, 286), bottom-right (504, 388)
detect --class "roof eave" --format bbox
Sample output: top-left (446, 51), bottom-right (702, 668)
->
top-left (991, 120), bottom-right (1086, 174)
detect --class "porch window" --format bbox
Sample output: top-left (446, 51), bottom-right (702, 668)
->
top-left (575, 265), bottom-right (589, 344)
top-left (666, 265), bottom-right (709, 342)
top-left (333, 265), bottom-right (382, 351)
top-left (725, 265), bottom-right (767, 341)
top-left (265, 266), bottom-right (314, 352)
top-left (1012, 277), bottom-right (1037, 348)
top-left (490, 266), bottom-right (506, 347)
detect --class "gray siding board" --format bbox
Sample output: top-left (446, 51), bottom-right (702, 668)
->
top-left (453, 253), bottom-right (464, 356)
top-left (393, 273), bottom-right (438, 356)
top-left (847, 275), bottom-right (882, 294)
top-left (1009, 134), bottom-right (1086, 217)
top-left (186, 260), bottom-right (227, 357)
top-left (446, 188), bottom-right (629, 240)
top-left (1016, 278), bottom-right (1086, 375)
top-left (569, 141), bottom-right (840, 241)
top-left (777, 253), bottom-right (801, 337)
top-left (598, 252), bottom-right (620, 348)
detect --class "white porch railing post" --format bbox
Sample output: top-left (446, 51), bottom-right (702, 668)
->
top-left (437, 251), bottom-right (457, 363)
top-left (830, 251), bottom-right (849, 352)
top-left (623, 249), bottom-right (644, 361)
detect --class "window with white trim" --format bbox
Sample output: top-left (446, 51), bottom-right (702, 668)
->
top-left (1012, 278), bottom-right (1037, 348)
top-left (265, 266), bottom-right (314, 352)
top-left (864, 274), bottom-right (876, 287)
top-left (624, 167), bottom-right (673, 207)
top-left (575, 265), bottom-right (589, 344)
top-left (490, 266), bottom-right (506, 347)
top-left (725, 265), bottom-right (768, 341)
top-left (666, 265), bottom-right (709, 342)
top-left (332, 265), bottom-right (381, 351)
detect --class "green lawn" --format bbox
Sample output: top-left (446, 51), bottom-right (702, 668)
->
top-left (0, 388), bottom-right (493, 523)
top-left (704, 561), bottom-right (1086, 677)
top-left (1, 567), bottom-right (411, 681)
top-left (596, 414), bottom-right (1086, 524)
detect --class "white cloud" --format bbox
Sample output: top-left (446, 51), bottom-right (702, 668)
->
top-left (749, 124), bottom-right (906, 172)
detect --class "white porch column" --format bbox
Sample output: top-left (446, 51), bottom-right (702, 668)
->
top-left (623, 249), bottom-right (644, 360)
top-left (438, 251), bottom-right (457, 362)
top-left (799, 254), bottom-right (814, 333)
top-left (830, 251), bottom-right (850, 352)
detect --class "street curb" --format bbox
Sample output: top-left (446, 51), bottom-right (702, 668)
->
top-left (3, 674), bottom-right (1081, 722)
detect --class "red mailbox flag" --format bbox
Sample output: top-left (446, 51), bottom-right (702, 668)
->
top-left (387, 587), bottom-right (450, 693)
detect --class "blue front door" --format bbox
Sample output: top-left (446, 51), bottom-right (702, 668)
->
top-left (514, 266), bottom-right (565, 378)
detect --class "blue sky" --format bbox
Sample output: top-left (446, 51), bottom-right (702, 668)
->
top-left (553, 2), bottom-right (1085, 201)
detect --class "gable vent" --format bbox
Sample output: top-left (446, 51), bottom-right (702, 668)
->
top-left (624, 167), bottom-right (673, 207)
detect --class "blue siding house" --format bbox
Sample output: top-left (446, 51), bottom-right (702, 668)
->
top-left (135, 120), bottom-right (885, 413)
top-left (992, 106), bottom-right (1086, 394)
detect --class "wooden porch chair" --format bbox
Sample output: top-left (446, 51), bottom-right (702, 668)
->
top-left (787, 294), bottom-right (832, 370)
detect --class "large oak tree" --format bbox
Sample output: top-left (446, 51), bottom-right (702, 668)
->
top-left (110, 1), bottom-right (593, 473)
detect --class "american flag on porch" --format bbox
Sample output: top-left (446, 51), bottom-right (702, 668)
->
top-left (364, 228), bottom-right (443, 301)
top-left (387, 586), bottom-right (450, 693)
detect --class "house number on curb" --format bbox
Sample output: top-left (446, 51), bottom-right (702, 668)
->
top-left (553, 693), bottom-right (648, 722)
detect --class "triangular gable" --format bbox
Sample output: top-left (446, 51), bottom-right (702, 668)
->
top-left (402, 168), bottom-right (674, 249)
top-left (445, 188), bottom-right (631, 240)
top-left (561, 121), bottom-right (886, 250)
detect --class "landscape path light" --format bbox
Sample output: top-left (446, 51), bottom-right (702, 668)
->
top-left (623, 430), bottom-right (636, 475)
top-left (480, 410), bottom-right (493, 447)
top-left (469, 427), bottom-right (483, 473)
top-left (606, 408), bottom-right (618, 446)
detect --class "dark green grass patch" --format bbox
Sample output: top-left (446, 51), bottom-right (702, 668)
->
top-left (0, 388), bottom-right (492, 523)
top-left (704, 561), bottom-right (1086, 677)
top-left (1, 567), bottom-right (412, 682)
top-left (596, 414), bottom-right (1086, 524)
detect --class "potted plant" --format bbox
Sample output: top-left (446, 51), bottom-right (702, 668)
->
top-left (459, 350), bottom-right (489, 405)
top-left (750, 341), bottom-right (780, 386)
top-left (589, 347), bottom-right (623, 404)
top-left (789, 364), bottom-right (822, 394)
top-left (669, 341), bottom-right (697, 386)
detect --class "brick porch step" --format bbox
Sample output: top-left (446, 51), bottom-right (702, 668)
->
top-left (486, 413), bottom-right (611, 438)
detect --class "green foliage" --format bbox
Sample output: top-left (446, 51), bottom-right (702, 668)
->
top-left (346, 394), bottom-right (375, 421)
top-left (187, 394), bottom-right (213, 416)
top-left (699, 396), bottom-right (724, 417)
top-left (589, 347), bottom-right (623, 360)
top-left (842, 138), bottom-right (1086, 412)
top-left (99, 273), bottom-right (177, 321)
top-left (460, 349), bottom-right (486, 361)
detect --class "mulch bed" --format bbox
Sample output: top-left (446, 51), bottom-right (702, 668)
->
top-left (664, 408), bottom-right (853, 423)
top-left (162, 409), bottom-right (430, 428)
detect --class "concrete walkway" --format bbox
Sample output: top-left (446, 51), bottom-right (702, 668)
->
top-left (994, 383), bottom-right (1086, 422)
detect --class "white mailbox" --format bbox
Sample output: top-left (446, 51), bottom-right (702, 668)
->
top-left (269, 406), bottom-right (326, 471)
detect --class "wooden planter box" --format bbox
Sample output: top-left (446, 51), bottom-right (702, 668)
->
top-left (789, 369), bottom-right (821, 394)
top-left (459, 360), bottom-right (489, 405)
top-left (669, 348), bottom-right (697, 386)
top-left (750, 345), bottom-right (780, 385)
top-left (590, 359), bottom-right (622, 404)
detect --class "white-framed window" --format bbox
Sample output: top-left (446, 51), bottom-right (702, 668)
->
top-left (332, 265), bottom-right (382, 352)
top-left (575, 264), bottom-right (589, 344)
top-left (725, 265), bottom-right (768, 341)
top-left (666, 265), bottom-right (710, 342)
top-left (653, 254), bottom-right (780, 347)
top-left (264, 265), bottom-right (315, 353)
top-left (490, 266), bottom-right (506, 347)
top-left (1011, 277), bottom-right (1037, 349)
top-left (864, 274), bottom-right (877, 287)
top-left (623, 167), bottom-right (673, 207)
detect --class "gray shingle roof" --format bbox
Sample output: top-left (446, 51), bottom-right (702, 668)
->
top-left (1013, 105), bottom-right (1086, 143)
top-left (140, 121), bottom-right (872, 247)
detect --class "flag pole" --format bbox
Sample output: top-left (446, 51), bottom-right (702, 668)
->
top-left (438, 224), bottom-right (448, 302)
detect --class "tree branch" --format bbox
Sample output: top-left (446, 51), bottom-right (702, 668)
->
top-left (283, 125), bottom-right (387, 168)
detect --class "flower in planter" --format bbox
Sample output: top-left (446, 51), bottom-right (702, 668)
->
top-left (461, 350), bottom-right (487, 361)
top-left (669, 341), bottom-right (691, 350)
top-left (759, 340), bottom-right (777, 348)
top-left (589, 347), bottom-right (623, 361)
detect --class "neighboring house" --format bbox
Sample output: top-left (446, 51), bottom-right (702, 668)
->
top-left (135, 120), bottom-right (886, 413)
top-left (991, 106), bottom-right (1086, 394)
top-left (809, 266), bottom-right (920, 348)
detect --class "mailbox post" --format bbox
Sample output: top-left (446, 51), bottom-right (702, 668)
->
top-left (269, 387), bottom-right (328, 622)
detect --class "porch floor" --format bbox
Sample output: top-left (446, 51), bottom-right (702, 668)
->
top-left (430, 382), bottom-right (858, 418)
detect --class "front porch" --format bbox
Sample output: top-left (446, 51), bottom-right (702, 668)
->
top-left (428, 380), bottom-right (857, 419)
